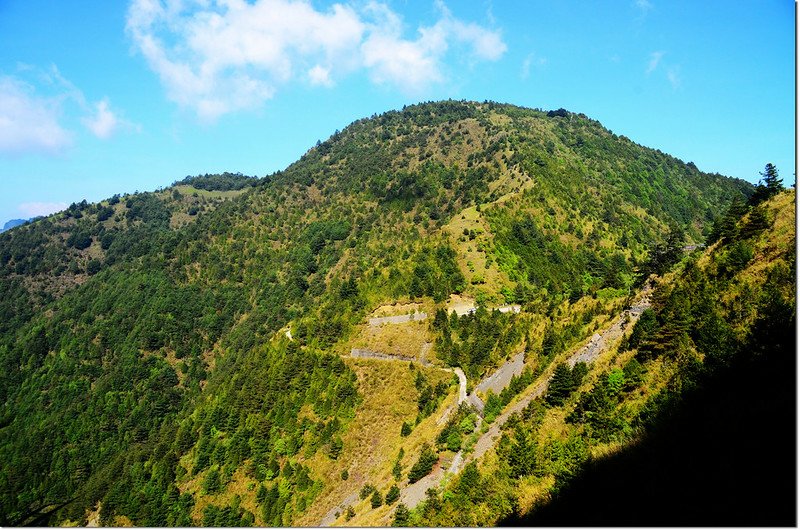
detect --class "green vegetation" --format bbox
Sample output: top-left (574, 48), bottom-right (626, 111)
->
top-left (174, 172), bottom-right (258, 191)
top-left (432, 305), bottom-right (524, 379)
top-left (407, 189), bottom-right (794, 527)
top-left (545, 362), bottom-right (587, 406)
top-left (408, 444), bottom-right (439, 483)
top-left (0, 100), bottom-right (759, 526)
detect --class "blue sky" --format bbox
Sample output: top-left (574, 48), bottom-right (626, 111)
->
top-left (0, 0), bottom-right (794, 224)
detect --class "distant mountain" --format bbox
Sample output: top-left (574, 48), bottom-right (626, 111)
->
top-left (1, 100), bottom-right (778, 527)
top-left (0, 218), bottom-right (29, 232)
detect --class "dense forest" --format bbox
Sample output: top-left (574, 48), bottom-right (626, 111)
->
top-left (0, 100), bottom-right (787, 527)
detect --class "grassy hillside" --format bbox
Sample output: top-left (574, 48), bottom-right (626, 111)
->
top-left (406, 189), bottom-right (795, 526)
top-left (0, 100), bottom-right (758, 526)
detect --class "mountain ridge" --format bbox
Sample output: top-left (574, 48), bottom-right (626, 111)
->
top-left (0, 99), bottom-right (764, 527)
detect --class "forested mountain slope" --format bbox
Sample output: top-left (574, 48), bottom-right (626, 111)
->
top-left (0, 100), bottom-right (758, 526)
top-left (413, 189), bottom-right (795, 527)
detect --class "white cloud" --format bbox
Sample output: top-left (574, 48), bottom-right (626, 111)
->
top-left (0, 66), bottom-right (137, 157)
top-left (667, 66), bottom-right (681, 90)
top-left (308, 65), bottom-right (333, 87)
top-left (646, 51), bottom-right (664, 73)
top-left (635, 0), bottom-right (653, 13)
top-left (644, 52), bottom-right (681, 90)
top-left (17, 201), bottom-right (68, 217)
top-left (82, 99), bottom-right (120, 139)
top-left (0, 76), bottom-right (72, 156)
top-left (126, 0), bottom-right (506, 118)
top-left (448, 18), bottom-right (506, 61)
top-left (360, 4), bottom-right (445, 92)
top-left (521, 52), bottom-right (546, 80)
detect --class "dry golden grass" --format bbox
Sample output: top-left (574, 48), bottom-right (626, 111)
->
top-left (350, 319), bottom-right (434, 360)
top-left (444, 205), bottom-right (512, 302)
top-left (111, 515), bottom-right (134, 527)
top-left (371, 301), bottom-right (422, 317)
top-left (296, 358), bottom-right (456, 526)
top-left (515, 474), bottom-right (556, 515)
top-left (186, 466), bottom-right (262, 525)
top-left (740, 190), bottom-right (795, 281)
top-left (445, 293), bottom-right (477, 314)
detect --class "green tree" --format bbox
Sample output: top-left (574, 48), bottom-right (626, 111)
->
top-left (508, 425), bottom-right (537, 478)
top-left (392, 460), bottom-right (402, 481)
top-left (644, 224), bottom-right (684, 277)
top-left (400, 421), bottom-right (412, 437)
top-left (571, 361), bottom-right (588, 387)
top-left (385, 484), bottom-right (400, 505)
top-left (408, 443), bottom-right (438, 483)
top-left (392, 504), bottom-right (410, 527)
top-left (749, 163), bottom-right (783, 205)
top-left (370, 490), bottom-right (383, 509)
top-left (446, 429), bottom-right (462, 452)
top-left (202, 466), bottom-right (222, 494)
top-left (360, 483), bottom-right (376, 500)
top-left (327, 436), bottom-right (343, 459)
top-left (546, 363), bottom-right (576, 406)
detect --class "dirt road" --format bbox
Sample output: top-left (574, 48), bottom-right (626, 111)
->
top-left (398, 291), bottom-right (654, 512)
top-left (474, 350), bottom-right (526, 397)
top-left (368, 312), bottom-right (428, 326)
top-left (332, 291), bottom-right (652, 523)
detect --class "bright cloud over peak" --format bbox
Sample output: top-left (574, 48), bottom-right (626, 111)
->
top-left (0, 76), bottom-right (73, 156)
top-left (83, 99), bottom-right (120, 139)
top-left (126, 0), bottom-right (506, 120)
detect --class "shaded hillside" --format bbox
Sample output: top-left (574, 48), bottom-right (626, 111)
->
top-left (409, 190), bottom-right (794, 527)
top-left (502, 328), bottom-right (796, 526)
top-left (0, 100), bottom-right (755, 526)
top-left (504, 193), bottom-right (796, 527)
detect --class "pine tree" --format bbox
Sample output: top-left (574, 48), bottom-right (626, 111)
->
top-left (400, 421), bottom-right (412, 437)
top-left (749, 163), bottom-right (783, 205)
top-left (370, 490), bottom-right (383, 509)
top-left (762, 163), bottom-right (783, 195)
top-left (385, 484), bottom-right (400, 505)
top-left (408, 443), bottom-right (438, 483)
top-left (508, 425), bottom-right (537, 478)
top-left (202, 466), bottom-right (222, 494)
top-left (545, 363), bottom-right (575, 406)
top-left (392, 459), bottom-right (402, 480)
top-left (392, 504), bottom-right (410, 527)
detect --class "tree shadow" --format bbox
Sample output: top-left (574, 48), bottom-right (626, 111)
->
top-left (501, 340), bottom-right (796, 527)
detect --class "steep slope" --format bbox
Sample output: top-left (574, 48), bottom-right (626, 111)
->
top-left (408, 190), bottom-right (794, 526)
top-left (0, 100), bottom-right (754, 526)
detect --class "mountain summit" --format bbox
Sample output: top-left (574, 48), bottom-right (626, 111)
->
top-left (2, 100), bottom-right (780, 527)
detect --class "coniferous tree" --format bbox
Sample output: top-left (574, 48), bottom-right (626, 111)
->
top-left (749, 163), bottom-right (783, 206)
top-left (508, 425), bottom-right (537, 478)
top-left (400, 421), bottom-right (412, 437)
top-left (408, 443), bottom-right (438, 483)
top-left (370, 490), bottom-right (383, 508)
top-left (546, 363), bottom-right (576, 406)
top-left (202, 466), bottom-right (222, 494)
top-left (385, 484), bottom-right (400, 505)
top-left (392, 504), bottom-right (410, 527)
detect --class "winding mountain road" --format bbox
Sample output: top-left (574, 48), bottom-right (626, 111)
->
top-left (397, 291), bottom-right (653, 513)
top-left (322, 290), bottom-right (652, 524)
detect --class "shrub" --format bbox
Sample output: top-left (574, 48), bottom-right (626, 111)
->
top-left (400, 422), bottom-right (412, 437)
top-left (370, 490), bottom-right (383, 509)
top-left (385, 484), bottom-right (400, 505)
top-left (408, 444), bottom-right (438, 483)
